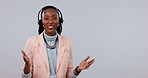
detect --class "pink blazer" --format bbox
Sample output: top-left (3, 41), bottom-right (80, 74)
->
top-left (22, 33), bottom-right (73, 78)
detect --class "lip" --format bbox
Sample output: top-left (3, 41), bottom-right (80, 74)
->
top-left (47, 26), bottom-right (54, 29)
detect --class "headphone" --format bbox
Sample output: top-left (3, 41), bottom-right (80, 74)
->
top-left (37, 5), bottom-right (64, 35)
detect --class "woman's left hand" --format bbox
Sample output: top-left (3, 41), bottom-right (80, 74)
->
top-left (78, 56), bottom-right (95, 71)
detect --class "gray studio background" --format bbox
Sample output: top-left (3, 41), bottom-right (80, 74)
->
top-left (0, 0), bottom-right (148, 78)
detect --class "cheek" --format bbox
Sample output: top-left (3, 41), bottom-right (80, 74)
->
top-left (55, 22), bottom-right (59, 26)
top-left (42, 20), bottom-right (48, 28)
top-left (42, 20), bottom-right (48, 25)
top-left (54, 20), bottom-right (59, 24)
top-left (53, 21), bottom-right (59, 27)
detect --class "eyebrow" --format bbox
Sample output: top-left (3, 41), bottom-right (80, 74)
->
top-left (43, 14), bottom-right (58, 17)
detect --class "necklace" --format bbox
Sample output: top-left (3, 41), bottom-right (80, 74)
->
top-left (43, 34), bottom-right (58, 49)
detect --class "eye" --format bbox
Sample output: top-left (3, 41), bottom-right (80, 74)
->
top-left (44, 17), bottom-right (49, 20)
top-left (52, 16), bottom-right (57, 20)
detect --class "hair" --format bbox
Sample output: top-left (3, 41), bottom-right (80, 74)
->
top-left (38, 6), bottom-right (63, 35)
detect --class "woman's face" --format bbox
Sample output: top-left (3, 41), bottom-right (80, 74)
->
top-left (42, 8), bottom-right (59, 36)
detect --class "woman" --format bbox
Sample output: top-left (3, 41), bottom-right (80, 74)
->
top-left (22, 5), bottom-right (95, 78)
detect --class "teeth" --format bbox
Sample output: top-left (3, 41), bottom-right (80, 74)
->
top-left (48, 26), bottom-right (53, 28)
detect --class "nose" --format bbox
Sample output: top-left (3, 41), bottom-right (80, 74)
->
top-left (48, 18), bottom-right (53, 24)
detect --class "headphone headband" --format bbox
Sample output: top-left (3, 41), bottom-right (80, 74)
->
top-left (38, 5), bottom-right (63, 23)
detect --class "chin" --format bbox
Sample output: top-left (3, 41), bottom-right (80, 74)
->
top-left (46, 30), bottom-right (56, 35)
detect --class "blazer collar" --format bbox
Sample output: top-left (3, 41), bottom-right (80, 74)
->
top-left (38, 33), bottom-right (64, 47)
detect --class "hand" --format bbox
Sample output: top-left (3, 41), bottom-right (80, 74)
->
top-left (21, 50), bottom-right (30, 65)
top-left (21, 50), bottom-right (31, 74)
top-left (78, 56), bottom-right (95, 71)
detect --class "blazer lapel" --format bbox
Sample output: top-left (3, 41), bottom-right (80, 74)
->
top-left (38, 33), bottom-right (49, 73)
top-left (56, 35), bottom-right (66, 72)
top-left (37, 34), bottom-right (66, 74)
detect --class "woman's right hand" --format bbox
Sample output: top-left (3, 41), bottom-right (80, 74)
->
top-left (21, 50), bottom-right (31, 74)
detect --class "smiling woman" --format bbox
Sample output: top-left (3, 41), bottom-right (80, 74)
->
top-left (42, 8), bottom-right (59, 36)
top-left (0, 0), bottom-right (148, 78)
top-left (38, 6), bottom-right (63, 36)
top-left (21, 5), bottom-right (95, 78)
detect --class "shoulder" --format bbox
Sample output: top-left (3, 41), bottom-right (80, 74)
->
top-left (24, 34), bottom-right (41, 54)
top-left (27, 35), bottom-right (40, 42)
top-left (58, 35), bottom-right (73, 49)
top-left (59, 35), bottom-right (72, 43)
top-left (25, 34), bottom-right (42, 46)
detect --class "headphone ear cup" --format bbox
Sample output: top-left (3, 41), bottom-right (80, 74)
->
top-left (38, 19), bottom-right (43, 26)
top-left (38, 19), bottom-right (44, 34)
top-left (59, 17), bottom-right (63, 24)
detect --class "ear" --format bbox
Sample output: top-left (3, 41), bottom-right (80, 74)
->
top-left (57, 23), bottom-right (60, 27)
top-left (38, 19), bottom-right (43, 26)
top-left (59, 17), bottom-right (63, 24)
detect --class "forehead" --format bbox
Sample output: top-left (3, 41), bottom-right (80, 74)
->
top-left (43, 8), bottom-right (58, 16)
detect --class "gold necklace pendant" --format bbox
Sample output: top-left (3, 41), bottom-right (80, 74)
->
top-left (47, 44), bottom-right (56, 49)
top-left (43, 34), bottom-right (58, 49)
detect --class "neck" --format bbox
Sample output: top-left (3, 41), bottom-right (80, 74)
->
top-left (45, 31), bottom-right (56, 36)
top-left (43, 31), bottom-right (57, 41)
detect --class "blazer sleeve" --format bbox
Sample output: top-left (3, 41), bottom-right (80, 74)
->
top-left (22, 38), bottom-right (34, 78)
top-left (66, 38), bottom-right (74, 78)
top-left (68, 39), bottom-right (73, 70)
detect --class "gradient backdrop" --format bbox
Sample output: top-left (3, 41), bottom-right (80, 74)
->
top-left (0, 0), bottom-right (148, 78)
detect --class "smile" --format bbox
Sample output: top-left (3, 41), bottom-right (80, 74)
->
top-left (47, 26), bottom-right (54, 29)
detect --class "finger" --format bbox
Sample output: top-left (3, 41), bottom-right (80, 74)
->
top-left (84, 56), bottom-right (90, 61)
top-left (88, 59), bottom-right (95, 65)
top-left (21, 50), bottom-right (29, 62)
top-left (23, 54), bottom-right (28, 61)
top-left (23, 55), bottom-right (28, 60)
top-left (23, 56), bottom-right (30, 64)
top-left (85, 66), bottom-right (89, 69)
top-left (21, 50), bottom-right (26, 56)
